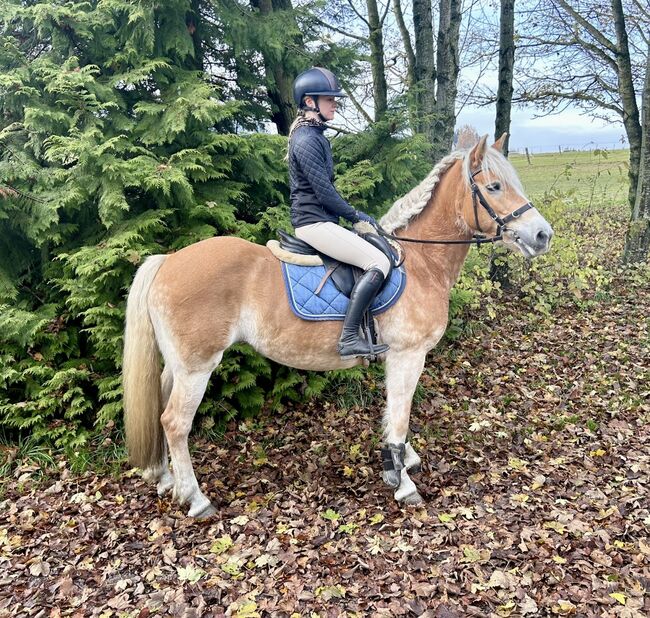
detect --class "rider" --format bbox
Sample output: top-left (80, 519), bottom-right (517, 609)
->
top-left (288, 67), bottom-right (391, 359)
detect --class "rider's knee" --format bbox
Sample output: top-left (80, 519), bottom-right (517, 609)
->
top-left (371, 254), bottom-right (391, 278)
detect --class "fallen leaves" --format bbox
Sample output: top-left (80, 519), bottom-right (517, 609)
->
top-left (1, 267), bottom-right (649, 616)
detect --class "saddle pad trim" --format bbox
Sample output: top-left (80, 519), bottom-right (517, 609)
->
top-left (281, 262), bottom-right (406, 321)
top-left (266, 240), bottom-right (323, 266)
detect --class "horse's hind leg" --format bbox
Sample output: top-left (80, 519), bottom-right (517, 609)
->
top-left (161, 368), bottom-right (215, 518)
top-left (142, 365), bottom-right (175, 496)
top-left (383, 349), bottom-right (427, 505)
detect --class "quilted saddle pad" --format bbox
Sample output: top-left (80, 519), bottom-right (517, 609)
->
top-left (281, 263), bottom-right (407, 321)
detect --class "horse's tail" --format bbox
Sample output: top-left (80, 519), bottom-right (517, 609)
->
top-left (123, 254), bottom-right (167, 470)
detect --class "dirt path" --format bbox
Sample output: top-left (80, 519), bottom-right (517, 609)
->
top-left (2, 269), bottom-right (648, 617)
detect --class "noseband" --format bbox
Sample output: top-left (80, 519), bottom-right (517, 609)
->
top-left (378, 168), bottom-right (535, 247)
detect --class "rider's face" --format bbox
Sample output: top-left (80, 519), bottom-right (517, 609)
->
top-left (305, 95), bottom-right (338, 121)
top-left (317, 96), bottom-right (338, 121)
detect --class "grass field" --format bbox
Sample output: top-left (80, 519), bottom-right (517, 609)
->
top-left (510, 148), bottom-right (629, 203)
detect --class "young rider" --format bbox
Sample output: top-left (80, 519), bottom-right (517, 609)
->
top-left (288, 67), bottom-right (391, 359)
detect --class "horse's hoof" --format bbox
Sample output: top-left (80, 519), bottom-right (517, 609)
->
top-left (382, 470), bottom-right (401, 489)
top-left (190, 502), bottom-right (217, 519)
top-left (407, 463), bottom-right (422, 475)
top-left (399, 491), bottom-right (424, 506)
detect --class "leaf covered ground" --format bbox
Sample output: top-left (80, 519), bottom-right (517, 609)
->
top-left (2, 263), bottom-right (649, 617)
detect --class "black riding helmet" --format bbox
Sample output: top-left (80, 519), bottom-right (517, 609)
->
top-left (293, 67), bottom-right (347, 114)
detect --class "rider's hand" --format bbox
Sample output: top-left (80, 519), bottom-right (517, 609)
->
top-left (355, 211), bottom-right (379, 227)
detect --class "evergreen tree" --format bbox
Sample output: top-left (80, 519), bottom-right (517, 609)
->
top-left (0, 0), bottom-right (288, 447)
top-left (0, 0), bottom-right (435, 451)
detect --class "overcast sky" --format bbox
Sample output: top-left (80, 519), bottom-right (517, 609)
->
top-left (456, 105), bottom-right (629, 154)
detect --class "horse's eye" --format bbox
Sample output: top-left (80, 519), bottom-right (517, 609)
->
top-left (486, 182), bottom-right (501, 192)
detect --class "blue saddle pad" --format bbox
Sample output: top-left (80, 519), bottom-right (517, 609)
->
top-left (281, 263), bottom-right (407, 321)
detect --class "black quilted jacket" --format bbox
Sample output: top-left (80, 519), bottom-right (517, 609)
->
top-left (288, 124), bottom-right (359, 227)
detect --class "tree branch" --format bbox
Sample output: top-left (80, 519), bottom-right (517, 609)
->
top-left (379, 0), bottom-right (391, 27)
top-left (573, 33), bottom-right (619, 72)
top-left (325, 123), bottom-right (354, 135)
top-left (554, 0), bottom-right (618, 55)
top-left (312, 15), bottom-right (368, 42)
top-left (519, 31), bottom-right (619, 73)
top-left (391, 0), bottom-right (415, 83)
top-left (517, 87), bottom-right (623, 116)
top-left (340, 80), bottom-right (374, 124)
top-left (631, 0), bottom-right (650, 22)
top-left (345, 0), bottom-right (370, 27)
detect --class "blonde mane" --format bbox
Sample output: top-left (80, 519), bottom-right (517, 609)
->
top-left (380, 146), bottom-right (525, 233)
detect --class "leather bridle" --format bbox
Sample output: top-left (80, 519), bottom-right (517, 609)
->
top-left (378, 168), bottom-right (535, 247)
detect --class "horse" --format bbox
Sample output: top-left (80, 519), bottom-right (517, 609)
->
top-left (123, 134), bottom-right (553, 517)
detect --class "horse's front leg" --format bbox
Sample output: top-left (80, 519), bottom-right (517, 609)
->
top-left (382, 348), bottom-right (427, 505)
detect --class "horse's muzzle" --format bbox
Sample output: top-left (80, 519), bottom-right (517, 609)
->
top-left (507, 216), bottom-right (554, 258)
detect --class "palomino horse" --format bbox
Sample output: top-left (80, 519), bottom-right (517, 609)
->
top-left (123, 135), bottom-right (553, 517)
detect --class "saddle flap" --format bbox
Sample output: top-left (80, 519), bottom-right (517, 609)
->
top-left (320, 256), bottom-right (357, 297)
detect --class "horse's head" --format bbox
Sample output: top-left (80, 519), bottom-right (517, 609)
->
top-left (460, 134), bottom-right (553, 258)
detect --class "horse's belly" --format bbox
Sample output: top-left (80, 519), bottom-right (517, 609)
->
top-left (237, 305), bottom-right (363, 371)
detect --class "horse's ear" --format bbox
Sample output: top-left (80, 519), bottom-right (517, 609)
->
top-left (469, 134), bottom-right (489, 170)
top-left (493, 132), bottom-right (508, 153)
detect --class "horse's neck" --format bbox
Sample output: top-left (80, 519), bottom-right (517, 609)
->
top-left (397, 162), bottom-right (471, 291)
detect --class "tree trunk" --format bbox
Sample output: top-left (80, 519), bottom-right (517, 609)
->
top-left (186, 0), bottom-right (204, 71)
top-left (623, 41), bottom-right (650, 263)
top-left (494, 0), bottom-right (515, 157)
top-left (491, 0), bottom-right (516, 286)
top-left (611, 0), bottom-right (642, 214)
top-left (431, 0), bottom-right (461, 163)
top-left (392, 0), bottom-right (417, 128)
top-left (412, 0), bottom-right (436, 141)
top-left (250, 0), bottom-right (298, 135)
top-left (366, 0), bottom-right (388, 121)
top-left (392, 0), bottom-right (416, 88)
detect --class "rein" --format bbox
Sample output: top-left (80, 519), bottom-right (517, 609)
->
top-left (378, 168), bottom-right (534, 248)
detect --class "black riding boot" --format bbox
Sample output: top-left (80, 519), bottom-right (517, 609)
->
top-left (338, 268), bottom-right (390, 359)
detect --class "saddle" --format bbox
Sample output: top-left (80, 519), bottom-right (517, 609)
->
top-left (276, 229), bottom-right (399, 297)
top-left (269, 229), bottom-right (404, 359)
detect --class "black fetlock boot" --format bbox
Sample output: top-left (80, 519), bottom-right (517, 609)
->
top-left (337, 268), bottom-right (390, 359)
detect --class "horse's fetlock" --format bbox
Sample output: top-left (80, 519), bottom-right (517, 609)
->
top-left (404, 442), bottom-right (422, 473)
top-left (157, 472), bottom-right (174, 496)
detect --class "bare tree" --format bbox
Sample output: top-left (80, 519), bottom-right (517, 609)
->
top-left (516, 0), bottom-right (647, 213)
top-left (313, 0), bottom-right (390, 122)
top-left (432, 0), bottom-right (462, 161)
top-left (408, 0), bottom-right (463, 161)
top-left (494, 0), bottom-right (515, 156)
top-left (624, 40), bottom-right (650, 262)
top-left (456, 123), bottom-right (480, 148)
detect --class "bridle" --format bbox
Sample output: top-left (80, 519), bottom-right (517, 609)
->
top-left (378, 168), bottom-right (534, 247)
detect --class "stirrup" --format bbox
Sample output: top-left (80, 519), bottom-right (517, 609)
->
top-left (338, 339), bottom-right (389, 360)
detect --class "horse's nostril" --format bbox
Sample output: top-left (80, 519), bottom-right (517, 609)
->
top-left (536, 230), bottom-right (550, 245)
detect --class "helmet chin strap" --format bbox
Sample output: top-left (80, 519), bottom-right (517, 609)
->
top-left (302, 96), bottom-right (328, 122)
